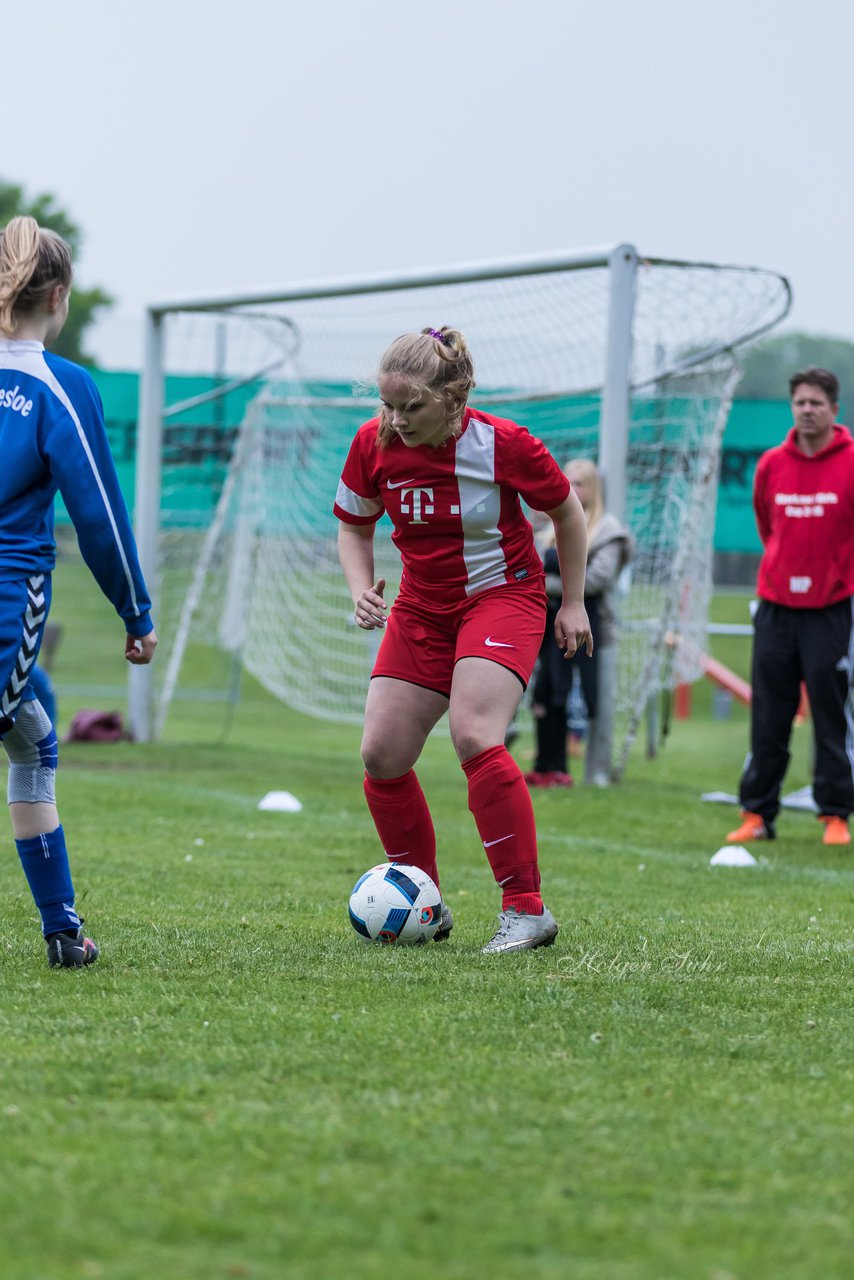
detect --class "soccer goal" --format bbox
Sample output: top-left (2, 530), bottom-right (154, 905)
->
top-left (131, 245), bottom-right (790, 778)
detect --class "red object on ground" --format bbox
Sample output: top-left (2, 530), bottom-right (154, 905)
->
top-left (674, 683), bottom-right (693, 719)
top-left (63, 709), bottom-right (128, 742)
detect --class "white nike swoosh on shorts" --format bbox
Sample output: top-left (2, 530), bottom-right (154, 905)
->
top-left (484, 834), bottom-right (516, 847)
top-left (484, 637), bottom-right (514, 648)
top-left (387, 478), bottom-right (416, 489)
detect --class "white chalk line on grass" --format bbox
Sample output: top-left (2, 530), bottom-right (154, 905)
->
top-left (537, 831), bottom-right (854, 885)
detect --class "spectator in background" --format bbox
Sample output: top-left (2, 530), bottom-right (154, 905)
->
top-left (526, 458), bottom-right (631, 788)
top-left (726, 367), bottom-right (854, 847)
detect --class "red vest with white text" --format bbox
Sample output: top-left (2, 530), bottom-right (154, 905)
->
top-left (753, 424), bottom-right (854, 608)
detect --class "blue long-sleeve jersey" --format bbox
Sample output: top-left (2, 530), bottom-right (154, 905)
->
top-left (0, 338), bottom-right (152, 638)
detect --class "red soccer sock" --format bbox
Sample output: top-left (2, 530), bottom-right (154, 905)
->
top-left (461, 744), bottom-right (543, 914)
top-left (363, 770), bottom-right (439, 889)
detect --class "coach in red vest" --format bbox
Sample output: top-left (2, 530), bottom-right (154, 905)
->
top-left (727, 367), bottom-right (854, 847)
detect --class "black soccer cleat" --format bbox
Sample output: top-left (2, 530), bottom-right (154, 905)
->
top-left (46, 924), bottom-right (99, 969)
top-left (433, 902), bottom-right (454, 942)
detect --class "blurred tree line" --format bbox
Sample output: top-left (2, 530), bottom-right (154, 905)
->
top-left (737, 332), bottom-right (854, 405)
top-left (1, 179), bottom-right (112, 366)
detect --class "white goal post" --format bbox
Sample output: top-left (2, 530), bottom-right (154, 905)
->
top-left (130, 244), bottom-right (790, 778)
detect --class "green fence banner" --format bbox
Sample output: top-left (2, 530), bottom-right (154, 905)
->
top-left (67, 371), bottom-right (800, 557)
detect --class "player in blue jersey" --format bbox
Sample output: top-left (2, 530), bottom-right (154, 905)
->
top-left (0, 216), bottom-right (157, 967)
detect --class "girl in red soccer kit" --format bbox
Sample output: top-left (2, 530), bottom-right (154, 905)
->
top-left (334, 326), bottom-right (592, 953)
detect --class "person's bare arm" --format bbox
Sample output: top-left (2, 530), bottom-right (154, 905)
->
top-left (338, 522), bottom-right (388, 629)
top-left (544, 491), bottom-right (593, 658)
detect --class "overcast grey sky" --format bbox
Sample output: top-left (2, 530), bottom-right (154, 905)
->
top-left (3, 0), bottom-right (851, 369)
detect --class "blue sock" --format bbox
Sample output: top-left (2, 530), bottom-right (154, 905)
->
top-left (15, 825), bottom-right (81, 937)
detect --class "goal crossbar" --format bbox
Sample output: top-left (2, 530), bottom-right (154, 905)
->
top-left (144, 245), bottom-right (627, 316)
top-left (130, 243), bottom-right (791, 779)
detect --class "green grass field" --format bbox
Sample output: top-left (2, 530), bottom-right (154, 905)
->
top-left (1, 573), bottom-right (851, 1280)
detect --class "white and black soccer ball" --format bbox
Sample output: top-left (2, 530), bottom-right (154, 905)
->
top-left (348, 863), bottom-right (442, 945)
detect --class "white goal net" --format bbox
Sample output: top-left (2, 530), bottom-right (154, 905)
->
top-left (133, 247), bottom-right (790, 775)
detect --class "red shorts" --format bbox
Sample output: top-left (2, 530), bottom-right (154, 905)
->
top-left (372, 582), bottom-right (547, 698)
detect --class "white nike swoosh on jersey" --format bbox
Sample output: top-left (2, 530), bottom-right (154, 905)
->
top-left (484, 637), bottom-right (515, 648)
top-left (387, 478), bottom-right (416, 489)
top-left (484, 834), bottom-right (516, 847)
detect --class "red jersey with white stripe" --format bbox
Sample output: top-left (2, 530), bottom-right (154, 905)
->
top-left (334, 406), bottom-right (570, 607)
top-left (754, 424), bottom-right (854, 608)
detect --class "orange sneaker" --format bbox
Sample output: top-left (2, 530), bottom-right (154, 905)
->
top-left (726, 811), bottom-right (774, 843)
top-left (819, 815), bottom-right (851, 846)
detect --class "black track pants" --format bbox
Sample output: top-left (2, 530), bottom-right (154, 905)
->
top-left (739, 598), bottom-right (854, 821)
top-left (531, 596), bottom-right (601, 773)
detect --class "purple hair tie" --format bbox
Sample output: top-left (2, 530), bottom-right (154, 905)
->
top-left (427, 328), bottom-right (450, 346)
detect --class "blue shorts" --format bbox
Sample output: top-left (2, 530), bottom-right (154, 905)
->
top-left (0, 574), bottom-right (52, 732)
